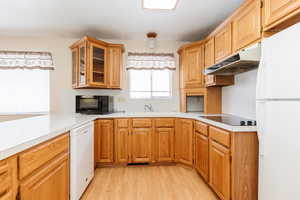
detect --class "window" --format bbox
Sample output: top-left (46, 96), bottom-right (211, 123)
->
top-left (127, 52), bottom-right (175, 99)
top-left (129, 69), bottom-right (172, 99)
top-left (0, 51), bottom-right (53, 113)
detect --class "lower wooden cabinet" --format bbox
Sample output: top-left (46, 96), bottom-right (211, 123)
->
top-left (209, 140), bottom-right (231, 200)
top-left (131, 128), bottom-right (152, 163)
top-left (115, 127), bottom-right (129, 163)
top-left (194, 132), bottom-right (209, 181)
top-left (175, 119), bottom-right (193, 166)
top-left (0, 156), bottom-right (18, 200)
top-left (94, 119), bottom-right (114, 164)
top-left (156, 128), bottom-right (174, 162)
top-left (20, 152), bottom-right (69, 200)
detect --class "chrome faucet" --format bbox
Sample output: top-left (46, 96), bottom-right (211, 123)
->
top-left (144, 104), bottom-right (153, 112)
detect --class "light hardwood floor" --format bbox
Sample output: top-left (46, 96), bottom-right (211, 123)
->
top-left (81, 165), bottom-right (218, 200)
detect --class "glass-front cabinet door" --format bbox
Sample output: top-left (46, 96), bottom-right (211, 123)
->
top-left (89, 43), bottom-right (106, 87)
top-left (78, 42), bottom-right (87, 86)
top-left (71, 48), bottom-right (78, 88)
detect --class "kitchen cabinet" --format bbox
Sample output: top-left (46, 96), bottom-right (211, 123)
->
top-left (204, 38), bottom-right (215, 68)
top-left (20, 152), bottom-right (69, 200)
top-left (114, 119), bottom-right (130, 163)
top-left (0, 156), bottom-right (17, 200)
top-left (70, 36), bottom-right (124, 89)
top-left (194, 132), bottom-right (209, 181)
top-left (131, 128), bottom-right (152, 163)
top-left (182, 44), bottom-right (205, 89)
top-left (205, 75), bottom-right (234, 87)
top-left (232, 0), bottom-right (261, 51)
top-left (155, 128), bottom-right (175, 162)
top-left (264, 0), bottom-right (300, 30)
top-left (214, 24), bottom-right (232, 62)
top-left (94, 119), bottom-right (114, 164)
top-left (209, 140), bottom-right (231, 200)
top-left (175, 119), bottom-right (193, 166)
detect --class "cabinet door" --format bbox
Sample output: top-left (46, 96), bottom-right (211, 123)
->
top-left (215, 24), bottom-right (232, 62)
top-left (115, 128), bottom-right (129, 163)
top-left (209, 141), bottom-right (230, 200)
top-left (204, 38), bottom-right (215, 68)
top-left (156, 128), bottom-right (174, 162)
top-left (89, 43), bottom-right (107, 87)
top-left (108, 47), bottom-right (122, 89)
top-left (264, 0), bottom-right (300, 28)
top-left (194, 132), bottom-right (209, 181)
top-left (20, 153), bottom-right (69, 200)
top-left (175, 119), bottom-right (193, 166)
top-left (78, 42), bottom-right (87, 87)
top-left (94, 120), bottom-right (114, 163)
top-left (184, 45), bottom-right (205, 88)
top-left (232, 0), bottom-right (261, 51)
top-left (0, 156), bottom-right (17, 200)
top-left (71, 48), bottom-right (78, 88)
top-left (131, 128), bottom-right (152, 163)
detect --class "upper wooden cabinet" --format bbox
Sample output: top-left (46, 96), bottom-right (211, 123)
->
top-left (214, 24), bottom-right (232, 62)
top-left (94, 119), bottom-right (114, 164)
top-left (70, 36), bottom-right (124, 89)
top-left (180, 43), bottom-right (205, 89)
top-left (232, 0), bottom-right (261, 51)
top-left (264, 0), bottom-right (300, 30)
top-left (204, 38), bottom-right (215, 68)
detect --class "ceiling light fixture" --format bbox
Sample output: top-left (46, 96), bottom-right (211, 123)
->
top-left (143, 0), bottom-right (178, 10)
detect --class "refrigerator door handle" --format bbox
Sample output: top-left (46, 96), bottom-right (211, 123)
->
top-left (256, 101), bottom-right (266, 156)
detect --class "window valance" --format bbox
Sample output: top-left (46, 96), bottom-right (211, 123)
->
top-left (0, 51), bottom-right (54, 70)
top-left (126, 52), bottom-right (176, 70)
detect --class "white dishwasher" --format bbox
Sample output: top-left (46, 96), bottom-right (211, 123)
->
top-left (70, 121), bottom-right (94, 200)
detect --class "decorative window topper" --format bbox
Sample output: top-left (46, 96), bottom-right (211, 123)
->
top-left (0, 51), bottom-right (54, 70)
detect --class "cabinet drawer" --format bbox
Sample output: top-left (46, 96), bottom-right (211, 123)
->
top-left (132, 118), bottom-right (152, 128)
top-left (194, 121), bottom-right (208, 136)
top-left (209, 127), bottom-right (230, 147)
top-left (19, 133), bottom-right (69, 179)
top-left (155, 118), bottom-right (174, 127)
top-left (0, 164), bottom-right (11, 195)
top-left (116, 119), bottom-right (129, 128)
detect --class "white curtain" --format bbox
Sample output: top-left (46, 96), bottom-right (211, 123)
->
top-left (0, 51), bottom-right (54, 70)
top-left (126, 52), bottom-right (176, 70)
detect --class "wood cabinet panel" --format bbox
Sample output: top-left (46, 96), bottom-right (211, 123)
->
top-left (194, 132), bottom-right (209, 181)
top-left (132, 118), bottom-right (152, 128)
top-left (71, 48), bottom-right (78, 88)
top-left (209, 140), bottom-right (230, 200)
top-left (194, 121), bottom-right (208, 136)
top-left (156, 128), bottom-right (174, 162)
top-left (131, 128), bottom-right (152, 163)
top-left (0, 156), bottom-right (17, 200)
top-left (210, 126), bottom-right (231, 148)
top-left (108, 46), bottom-right (123, 89)
top-left (232, 0), bottom-right (261, 51)
top-left (183, 45), bottom-right (205, 88)
top-left (94, 120), bottom-right (114, 163)
top-left (214, 24), bottom-right (232, 62)
top-left (19, 133), bottom-right (69, 179)
top-left (264, 0), bottom-right (300, 28)
top-left (175, 119), bottom-right (193, 166)
top-left (20, 152), bottom-right (69, 200)
top-left (154, 118), bottom-right (175, 128)
top-left (116, 118), bottom-right (129, 128)
top-left (205, 75), bottom-right (234, 87)
top-left (115, 128), bottom-right (129, 163)
top-left (204, 38), bottom-right (215, 68)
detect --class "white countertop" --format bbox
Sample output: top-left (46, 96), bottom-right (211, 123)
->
top-left (0, 112), bottom-right (256, 161)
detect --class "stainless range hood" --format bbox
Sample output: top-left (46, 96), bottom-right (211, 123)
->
top-left (205, 43), bottom-right (261, 75)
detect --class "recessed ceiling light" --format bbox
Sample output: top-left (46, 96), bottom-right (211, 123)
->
top-left (143, 0), bottom-right (178, 10)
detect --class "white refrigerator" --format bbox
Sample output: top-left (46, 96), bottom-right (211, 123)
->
top-left (256, 23), bottom-right (300, 200)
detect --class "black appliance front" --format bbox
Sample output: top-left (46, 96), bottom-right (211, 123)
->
top-left (76, 95), bottom-right (113, 114)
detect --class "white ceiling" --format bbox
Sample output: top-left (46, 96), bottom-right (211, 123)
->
top-left (1, 0), bottom-right (244, 41)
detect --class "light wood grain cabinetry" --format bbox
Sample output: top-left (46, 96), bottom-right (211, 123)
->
top-left (205, 75), bottom-right (234, 87)
top-left (209, 140), bottom-right (231, 200)
top-left (115, 119), bottom-right (130, 163)
top-left (155, 128), bottom-right (175, 162)
top-left (194, 131), bottom-right (209, 182)
top-left (70, 36), bottom-right (124, 89)
top-left (214, 24), bottom-right (232, 62)
top-left (175, 119), bottom-right (193, 166)
top-left (20, 152), bottom-right (69, 200)
top-left (131, 128), bottom-right (152, 163)
top-left (94, 119), bottom-right (114, 164)
top-left (264, 0), bottom-right (300, 30)
top-left (0, 156), bottom-right (17, 200)
top-left (204, 38), bottom-right (215, 68)
top-left (232, 0), bottom-right (261, 51)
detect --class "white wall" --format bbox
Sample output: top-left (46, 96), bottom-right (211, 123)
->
top-left (222, 69), bottom-right (257, 119)
top-left (0, 36), bottom-right (186, 114)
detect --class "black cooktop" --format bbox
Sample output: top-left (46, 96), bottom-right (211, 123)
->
top-left (201, 115), bottom-right (256, 126)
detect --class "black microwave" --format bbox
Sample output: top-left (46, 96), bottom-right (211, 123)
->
top-left (76, 96), bottom-right (114, 114)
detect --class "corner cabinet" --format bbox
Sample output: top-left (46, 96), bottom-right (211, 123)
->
top-left (70, 36), bottom-right (124, 89)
